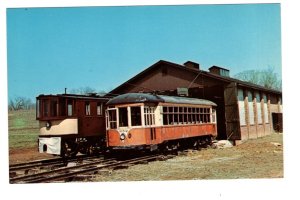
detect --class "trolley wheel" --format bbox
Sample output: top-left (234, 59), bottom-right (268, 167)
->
top-left (61, 140), bottom-right (78, 158)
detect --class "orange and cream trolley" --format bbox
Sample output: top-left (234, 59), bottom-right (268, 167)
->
top-left (106, 93), bottom-right (217, 151)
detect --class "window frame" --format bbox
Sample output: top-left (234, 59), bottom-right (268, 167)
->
top-left (144, 106), bottom-right (156, 126)
top-left (107, 108), bottom-right (117, 129)
top-left (130, 106), bottom-right (142, 127)
top-left (162, 105), bottom-right (214, 126)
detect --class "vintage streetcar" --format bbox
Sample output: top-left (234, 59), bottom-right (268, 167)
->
top-left (106, 93), bottom-right (217, 151)
top-left (36, 93), bottom-right (109, 157)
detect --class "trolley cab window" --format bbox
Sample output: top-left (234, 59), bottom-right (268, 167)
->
top-left (107, 106), bottom-right (144, 129)
top-left (37, 97), bottom-right (75, 119)
top-left (108, 109), bottom-right (117, 129)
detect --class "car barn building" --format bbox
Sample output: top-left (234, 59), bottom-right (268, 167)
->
top-left (108, 60), bottom-right (282, 144)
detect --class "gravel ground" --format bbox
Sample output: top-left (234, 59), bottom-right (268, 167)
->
top-left (91, 133), bottom-right (283, 182)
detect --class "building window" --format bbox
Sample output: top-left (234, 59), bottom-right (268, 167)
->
top-left (256, 92), bottom-right (263, 124)
top-left (131, 107), bottom-right (142, 126)
top-left (263, 94), bottom-right (269, 123)
top-left (85, 102), bottom-right (91, 116)
top-left (247, 91), bottom-right (255, 125)
top-left (237, 89), bottom-right (246, 126)
top-left (238, 89), bottom-right (244, 101)
top-left (212, 109), bottom-right (216, 123)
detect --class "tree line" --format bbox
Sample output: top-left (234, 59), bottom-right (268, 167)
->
top-left (8, 97), bottom-right (35, 111)
top-left (234, 67), bottom-right (282, 91)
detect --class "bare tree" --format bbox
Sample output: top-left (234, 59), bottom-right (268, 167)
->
top-left (8, 96), bottom-right (35, 111)
top-left (260, 68), bottom-right (282, 90)
top-left (234, 67), bottom-right (281, 91)
top-left (70, 86), bottom-right (96, 95)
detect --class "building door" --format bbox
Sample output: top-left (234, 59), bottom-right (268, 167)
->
top-left (224, 82), bottom-right (241, 140)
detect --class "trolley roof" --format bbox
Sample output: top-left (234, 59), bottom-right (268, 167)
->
top-left (37, 93), bottom-right (110, 101)
top-left (106, 93), bottom-right (217, 106)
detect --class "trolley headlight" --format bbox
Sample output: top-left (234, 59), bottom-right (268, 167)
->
top-left (46, 121), bottom-right (51, 129)
top-left (120, 133), bottom-right (126, 141)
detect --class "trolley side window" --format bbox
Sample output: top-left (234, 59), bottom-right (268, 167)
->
top-left (131, 106), bottom-right (142, 126)
top-left (97, 103), bottom-right (103, 116)
top-left (67, 100), bottom-right (73, 116)
top-left (85, 102), bottom-right (91, 116)
top-left (59, 98), bottom-right (66, 116)
top-left (36, 99), bottom-right (40, 119)
top-left (118, 107), bottom-right (128, 127)
top-left (144, 106), bottom-right (155, 126)
top-left (43, 99), bottom-right (49, 117)
top-left (108, 109), bottom-right (117, 129)
top-left (50, 99), bottom-right (58, 117)
top-left (162, 105), bottom-right (213, 125)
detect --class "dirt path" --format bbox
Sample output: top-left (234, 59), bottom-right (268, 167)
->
top-left (9, 147), bottom-right (54, 165)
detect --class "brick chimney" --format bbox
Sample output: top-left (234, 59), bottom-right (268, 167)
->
top-left (183, 61), bottom-right (200, 71)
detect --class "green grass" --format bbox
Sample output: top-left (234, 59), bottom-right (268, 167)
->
top-left (8, 109), bottom-right (39, 149)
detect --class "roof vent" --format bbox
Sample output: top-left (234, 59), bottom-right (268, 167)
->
top-left (183, 61), bottom-right (200, 71)
top-left (209, 66), bottom-right (230, 77)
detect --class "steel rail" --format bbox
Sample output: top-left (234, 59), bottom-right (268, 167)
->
top-left (27, 155), bottom-right (160, 183)
top-left (9, 157), bottom-right (117, 183)
top-left (9, 154), bottom-right (102, 171)
top-left (11, 155), bottom-right (161, 183)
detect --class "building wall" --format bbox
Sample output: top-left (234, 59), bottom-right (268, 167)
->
top-left (120, 65), bottom-right (208, 93)
top-left (114, 64), bottom-right (222, 94)
top-left (237, 88), bottom-right (282, 142)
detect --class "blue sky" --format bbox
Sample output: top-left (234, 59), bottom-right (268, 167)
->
top-left (7, 4), bottom-right (281, 100)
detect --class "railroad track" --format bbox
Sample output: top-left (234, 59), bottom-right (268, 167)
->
top-left (9, 154), bottom-right (103, 178)
top-left (10, 154), bottom-right (175, 184)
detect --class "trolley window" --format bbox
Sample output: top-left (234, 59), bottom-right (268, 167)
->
top-left (85, 102), bottom-right (91, 116)
top-left (144, 106), bottom-right (155, 126)
top-left (43, 99), bottom-right (49, 117)
top-left (131, 106), bottom-right (142, 126)
top-left (119, 107), bottom-right (128, 127)
top-left (162, 105), bottom-right (213, 125)
top-left (108, 109), bottom-right (117, 129)
top-left (59, 98), bottom-right (66, 116)
top-left (36, 99), bottom-right (40, 119)
top-left (50, 99), bottom-right (58, 117)
top-left (97, 103), bottom-right (103, 116)
top-left (67, 100), bottom-right (73, 116)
